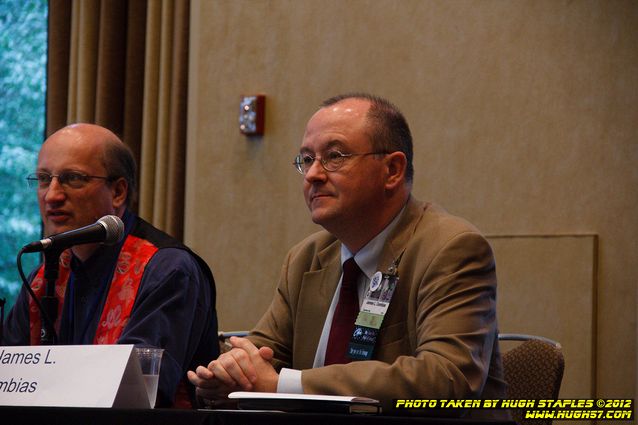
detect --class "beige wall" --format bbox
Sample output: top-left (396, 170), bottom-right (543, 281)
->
top-left (186, 0), bottom-right (638, 401)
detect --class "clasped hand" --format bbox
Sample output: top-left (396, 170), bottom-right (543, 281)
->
top-left (187, 336), bottom-right (278, 401)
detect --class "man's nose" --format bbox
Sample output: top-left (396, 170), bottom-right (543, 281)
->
top-left (304, 158), bottom-right (327, 181)
top-left (42, 178), bottom-right (66, 202)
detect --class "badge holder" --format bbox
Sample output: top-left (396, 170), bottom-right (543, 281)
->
top-left (347, 263), bottom-right (400, 360)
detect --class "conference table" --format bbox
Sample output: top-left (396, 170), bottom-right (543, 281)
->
top-left (0, 406), bottom-right (515, 425)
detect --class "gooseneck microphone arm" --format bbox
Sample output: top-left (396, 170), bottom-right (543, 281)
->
top-left (40, 248), bottom-right (63, 345)
top-left (16, 247), bottom-right (58, 344)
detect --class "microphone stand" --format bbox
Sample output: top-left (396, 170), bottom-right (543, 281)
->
top-left (40, 248), bottom-right (62, 345)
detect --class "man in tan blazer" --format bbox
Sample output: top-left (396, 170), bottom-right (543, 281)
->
top-left (189, 93), bottom-right (506, 416)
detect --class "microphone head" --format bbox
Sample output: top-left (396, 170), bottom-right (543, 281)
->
top-left (98, 215), bottom-right (125, 246)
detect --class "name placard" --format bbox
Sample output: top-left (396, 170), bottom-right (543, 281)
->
top-left (0, 344), bottom-right (150, 408)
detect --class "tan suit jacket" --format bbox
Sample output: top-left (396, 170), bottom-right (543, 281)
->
top-left (250, 197), bottom-right (507, 415)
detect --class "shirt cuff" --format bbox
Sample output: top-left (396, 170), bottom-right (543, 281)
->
top-left (277, 368), bottom-right (303, 394)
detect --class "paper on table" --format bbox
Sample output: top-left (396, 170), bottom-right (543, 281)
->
top-left (228, 392), bottom-right (381, 414)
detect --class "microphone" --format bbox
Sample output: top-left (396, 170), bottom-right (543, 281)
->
top-left (22, 215), bottom-right (125, 253)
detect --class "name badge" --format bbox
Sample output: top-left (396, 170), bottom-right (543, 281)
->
top-left (347, 269), bottom-right (399, 361)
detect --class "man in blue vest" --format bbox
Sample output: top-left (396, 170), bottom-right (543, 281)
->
top-left (2, 123), bottom-right (219, 407)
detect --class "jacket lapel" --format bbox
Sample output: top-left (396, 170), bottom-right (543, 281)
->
top-left (292, 198), bottom-right (426, 368)
top-left (293, 242), bottom-right (341, 369)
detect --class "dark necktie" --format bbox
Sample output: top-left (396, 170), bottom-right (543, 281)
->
top-left (324, 257), bottom-right (362, 365)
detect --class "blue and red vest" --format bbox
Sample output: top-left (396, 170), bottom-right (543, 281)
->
top-left (26, 217), bottom-right (213, 408)
top-left (28, 234), bottom-right (158, 345)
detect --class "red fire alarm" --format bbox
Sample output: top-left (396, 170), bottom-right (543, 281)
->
top-left (239, 95), bottom-right (265, 136)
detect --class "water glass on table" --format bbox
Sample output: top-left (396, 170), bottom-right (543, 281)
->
top-left (135, 347), bottom-right (164, 408)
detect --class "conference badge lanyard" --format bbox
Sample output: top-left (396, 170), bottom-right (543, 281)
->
top-left (346, 258), bottom-right (401, 361)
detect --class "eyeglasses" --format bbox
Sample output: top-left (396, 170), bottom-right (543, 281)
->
top-left (26, 172), bottom-right (112, 189)
top-left (293, 150), bottom-right (387, 174)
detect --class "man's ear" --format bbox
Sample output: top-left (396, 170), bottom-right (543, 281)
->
top-left (111, 177), bottom-right (129, 210)
top-left (384, 151), bottom-right (407, 191)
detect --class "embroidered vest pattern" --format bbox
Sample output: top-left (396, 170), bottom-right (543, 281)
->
top-left (28, 250), bottom-right (72, 344)
top-left (28, 234), bottom-right (158, 345)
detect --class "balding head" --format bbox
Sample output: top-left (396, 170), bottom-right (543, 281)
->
top-left (43, 124), bottom-right (137, 206)
top-left (36, 124), bottom-right (135, 260)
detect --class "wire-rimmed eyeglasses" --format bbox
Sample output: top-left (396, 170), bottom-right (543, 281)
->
top-left (26, 172), bottom-right (113, 189)
top-left (293, 150), bottom-right (387, 174)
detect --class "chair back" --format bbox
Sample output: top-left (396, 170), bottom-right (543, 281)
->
top-left (499, 334), bottom-right (565, 425)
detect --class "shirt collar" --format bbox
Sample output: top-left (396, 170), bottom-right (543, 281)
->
top-left (340, 204), bottom-right (407, 279)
